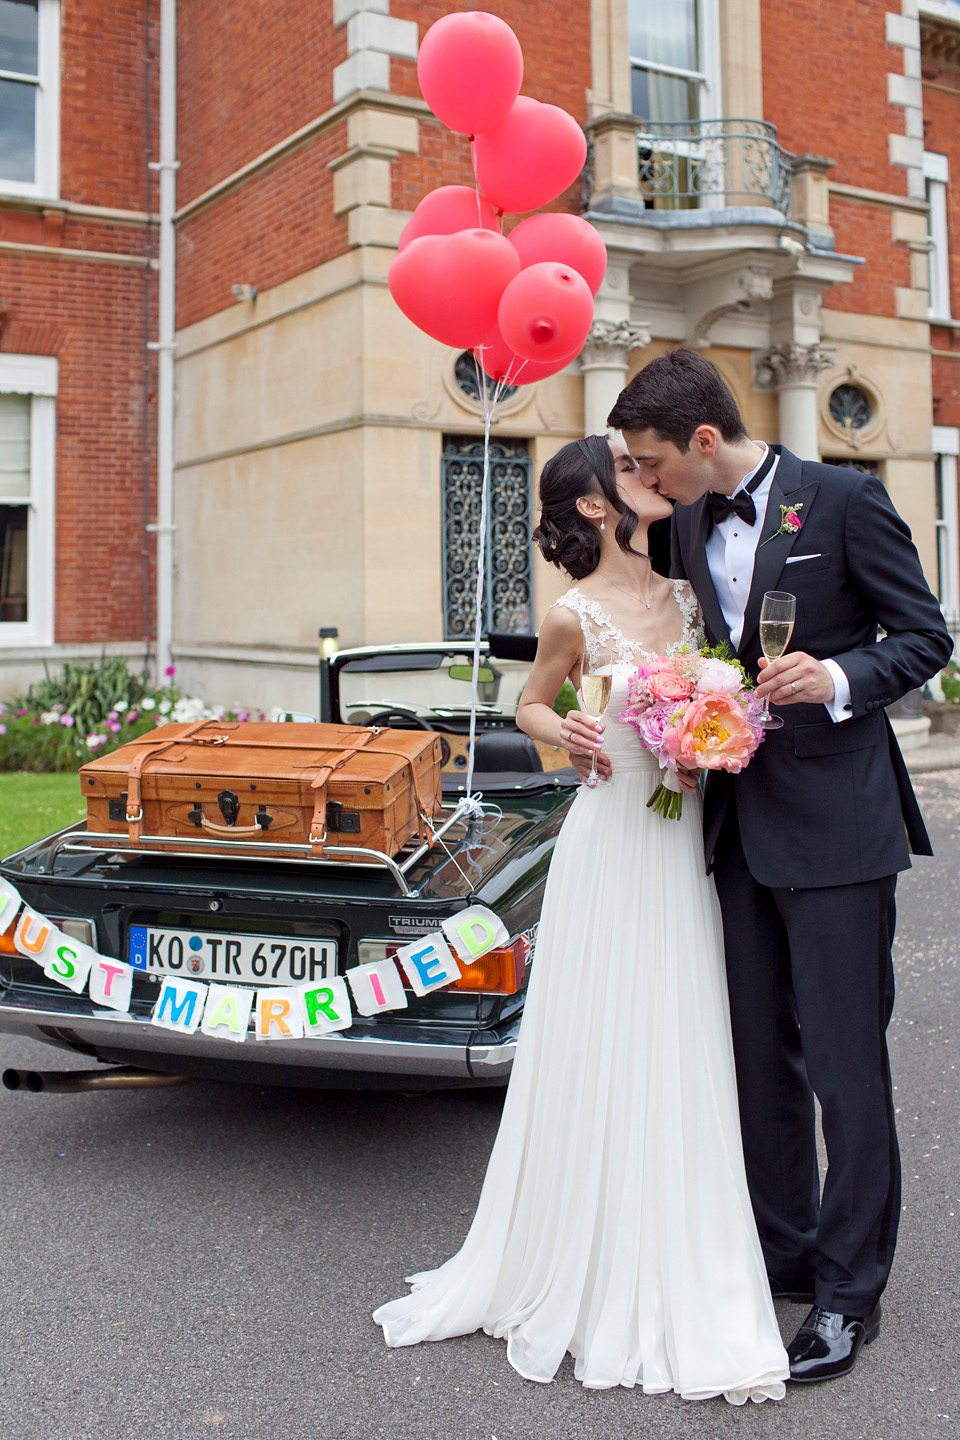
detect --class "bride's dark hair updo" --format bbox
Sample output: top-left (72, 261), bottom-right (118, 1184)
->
top-left (533, 434), bottom-right (645, 580)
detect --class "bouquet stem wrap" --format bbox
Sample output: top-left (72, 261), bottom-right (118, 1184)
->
top-left (647, 767), bottom-right (684, 820)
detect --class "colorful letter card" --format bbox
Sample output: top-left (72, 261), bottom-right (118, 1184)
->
top-left (395, 933), bottom-right (461, 996)
top-left (13, 908), bottom-right (59, 963)
top-left (151, 976), bottom-right (206, 1031)
top-left (0, 877), bottom-right (21, 934)
top-left (346, 959), bottom-right (407, 1017)
top-left (200, 984), bottom-right (254, 1042)
top-left (299, 976), bottom-right (352, 1036)
top-left (441, 905), bottom-right (508, 961)
top-left (90, 958), bottom-right (134, 1012)
top-left (255, 987), bottom-right (304, 1040)
top-left (43, 940), bottom-right (97, 995)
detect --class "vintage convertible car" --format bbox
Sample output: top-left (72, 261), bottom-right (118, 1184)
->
top-left (0, 639), bottom-right (579, 1091)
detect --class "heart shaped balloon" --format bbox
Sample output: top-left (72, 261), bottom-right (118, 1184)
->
top-left (498, 262), bottom-right (594, 363)
top-left (417, 12), bottom-right (523, 136)
top-left (473, 97), bottom-right (588, 214)
top-left (508, 213), bottom-right (607, 295)
top-left (388, 229), bottom-right (521, 349)
top-left (474, 323), bottom-right (580, 386)
top-left (398, 186), bottom-right (500, 252)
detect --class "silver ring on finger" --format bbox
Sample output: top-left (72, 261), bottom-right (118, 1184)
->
top-left (790, 681), bottom-right (797, 695)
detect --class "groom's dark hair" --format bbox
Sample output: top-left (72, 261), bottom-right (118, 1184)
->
top-left (607, 348), bottom-right (747, 451)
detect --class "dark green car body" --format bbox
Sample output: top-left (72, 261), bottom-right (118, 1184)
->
top-left (0, 643), bottom-right (578, 1088)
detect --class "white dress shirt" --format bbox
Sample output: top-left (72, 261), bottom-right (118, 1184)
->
top-left (704, 446), bottom-right (852, 723)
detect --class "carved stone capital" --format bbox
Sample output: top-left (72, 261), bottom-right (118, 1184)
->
top-left (754, 341), bottom-right (836, 390)
top-left (579, 319), bottom-right (651, 369)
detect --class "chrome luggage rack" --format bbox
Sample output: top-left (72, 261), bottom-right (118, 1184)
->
top-left (44, 804), bottom-right (471, 899)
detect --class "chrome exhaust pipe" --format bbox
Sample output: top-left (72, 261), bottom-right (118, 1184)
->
top-left (2, 1066), bottom-right (193, 1093)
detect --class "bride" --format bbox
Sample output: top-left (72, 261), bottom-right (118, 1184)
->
top-left (374, 434), bottom-right (789, 1404)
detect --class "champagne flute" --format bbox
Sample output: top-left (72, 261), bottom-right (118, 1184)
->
top-left (757, 590), bottom-right (796, 731)
top-left (579, 646), bottom-right (615, 788)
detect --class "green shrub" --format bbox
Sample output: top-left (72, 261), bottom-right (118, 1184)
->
top-left (552, 680), bottom-right (579, 718)
top-left (941, 661), bottom-right (960, 704)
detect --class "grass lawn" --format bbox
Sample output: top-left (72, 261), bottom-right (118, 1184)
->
top-left (0, 772), bottom-right (86, 859)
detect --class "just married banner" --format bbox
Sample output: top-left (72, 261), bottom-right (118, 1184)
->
top-left (0, 877), bottom-right (509, 1044)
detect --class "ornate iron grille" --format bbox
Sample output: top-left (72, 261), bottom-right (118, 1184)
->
top-left (442, 436), bottom-right (533, 639)
top-left (829, 384), bottom-right (873, 431)
top-left (454, 352), bottom-right (518, 405)
top-left (636, 118), bottom-right (793, 215)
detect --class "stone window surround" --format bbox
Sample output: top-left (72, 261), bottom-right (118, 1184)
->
top-left (0, 0), bottom-right (60, 202)
top-left (0, 353), bottom-right (57, 647)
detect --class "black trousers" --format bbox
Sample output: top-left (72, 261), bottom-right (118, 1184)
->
top-left (712, 798), bottom-right (900, 1317)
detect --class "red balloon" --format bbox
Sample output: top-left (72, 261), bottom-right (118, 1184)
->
top-left (388, 229), bottom-right (521, 349)
top-left (498, 262), bottom-right (594, 363)
top-left (508, 213), bottom-right (607, 295)
top-left (473, 97), bottom-right (588, 214)
top-left (398, 186), bottom-right (500, 252)
top-left (474, 324), bottom-right (580, 386)
top-left (417, 12), bottom-right (523, 136)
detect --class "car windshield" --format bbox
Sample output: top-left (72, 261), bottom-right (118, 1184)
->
top-left (337, 650), bottom-right (536, 722)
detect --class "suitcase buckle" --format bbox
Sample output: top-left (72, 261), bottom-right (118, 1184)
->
top-left (325, 800), bottom-right (361, 834)
top-left (125, 806), bottom-right (143, 823)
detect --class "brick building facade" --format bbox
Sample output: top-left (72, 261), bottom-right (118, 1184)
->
top-left (0, 0), bottom-right (957, 713)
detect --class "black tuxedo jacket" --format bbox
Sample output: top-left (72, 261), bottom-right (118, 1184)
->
top-left (671, 446), bottom-right (954, 888)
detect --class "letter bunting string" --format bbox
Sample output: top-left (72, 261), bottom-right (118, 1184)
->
top-left (0, 877), bottom-right (509, 1043)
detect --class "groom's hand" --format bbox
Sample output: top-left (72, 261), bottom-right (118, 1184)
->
top-left (756, 653), bottom-right (836, 706)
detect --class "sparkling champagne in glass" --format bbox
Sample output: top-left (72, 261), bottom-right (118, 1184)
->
top-left (579, 646), bottom-right (614, 787)
top-left (757, 590), bottom-right (796, 730)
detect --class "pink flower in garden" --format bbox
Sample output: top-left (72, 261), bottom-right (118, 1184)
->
top-left (127, 709), bottom-right (139, 722)
top-left (108, 720), bottom-right (121, 733)
top-left (237, 711), bottom-right (249, 723)
top-left (0, 724), bottom-right (6, 735)
top-left (16, 708), bottom-right (27, 717)
top-left (164, 664), bottom-right (176, 677)
top-left (86, 733), bottom-right (107, 749)
top-left (60, 714), bottom-right (75, 727)
top-left (108, 710), bottom-right (119, 721)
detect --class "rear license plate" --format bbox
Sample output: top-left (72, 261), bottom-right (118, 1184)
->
top-left (128, 926), bottom-right (336, 986)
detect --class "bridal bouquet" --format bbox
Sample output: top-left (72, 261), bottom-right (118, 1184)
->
top-left (619, 645), bottom-right (766, 820)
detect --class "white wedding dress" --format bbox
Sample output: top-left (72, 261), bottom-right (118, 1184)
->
top-left (374, 584), bottom-right (788, 1405)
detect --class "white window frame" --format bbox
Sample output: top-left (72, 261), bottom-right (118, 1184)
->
top-left (933, 424), bottom-right (959, 628)
top-left (628, 0), bottom-right (721, 123)
top-left (0, 353), bottom-right (57, 645)
top-left (0, 0), bottom-right (60, 200)
top-left (924, 151), bottom-right (951, 322)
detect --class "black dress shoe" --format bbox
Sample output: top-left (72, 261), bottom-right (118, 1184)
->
top-left (769, 1275), bottom-right (816, 1305)
top-left (787, 1304), bottom-right (881, 1383)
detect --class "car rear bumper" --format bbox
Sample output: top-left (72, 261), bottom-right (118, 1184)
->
top-left (0, 988), bottom-right (520, 1082)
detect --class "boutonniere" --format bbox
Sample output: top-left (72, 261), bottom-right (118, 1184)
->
top-left (759, 503), bottom-right (803, 547)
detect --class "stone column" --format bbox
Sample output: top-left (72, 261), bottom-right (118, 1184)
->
top-left (754, 342), bottom-right (835, 459)
top-left (580, 319), bottom-right (651, 435)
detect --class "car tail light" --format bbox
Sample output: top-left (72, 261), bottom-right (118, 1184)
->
top-left (0, 915), bottom-right (96, 957)
top-left (448, 937), bottom-right (528, 995)
top-left (357, 933), bottom-right (530, 996)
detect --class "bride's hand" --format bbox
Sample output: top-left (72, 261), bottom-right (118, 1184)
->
top-left (560, 714), bottom-right (613, 781)
top-left (676, 762), bottom-right (700, 794)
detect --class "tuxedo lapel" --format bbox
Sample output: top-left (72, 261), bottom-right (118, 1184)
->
top-left (685, 499), bottom-right (731, 646)
top-left (739, 459), bottom-right (820, 655)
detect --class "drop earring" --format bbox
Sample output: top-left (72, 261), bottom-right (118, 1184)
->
top-left (599, 517), bottom-right (605, 531)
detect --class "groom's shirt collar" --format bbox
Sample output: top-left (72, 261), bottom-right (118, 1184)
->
top-left (705, 445), bottom-right (779, 650)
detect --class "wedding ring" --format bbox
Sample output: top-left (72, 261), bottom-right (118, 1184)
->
top-left (790, 681), bottom-right (797, 695)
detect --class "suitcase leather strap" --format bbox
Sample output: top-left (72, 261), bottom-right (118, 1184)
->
top-left (304, 731), bottom-right (434, 856)
top-left (124, 719), bottom-right (228, 843)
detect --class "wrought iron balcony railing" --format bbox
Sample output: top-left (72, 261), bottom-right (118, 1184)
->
top-left (637, 118), bottom-right (793, 217)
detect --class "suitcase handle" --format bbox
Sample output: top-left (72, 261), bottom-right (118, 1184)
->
top-left (198, 816), bottom-right (269, 837)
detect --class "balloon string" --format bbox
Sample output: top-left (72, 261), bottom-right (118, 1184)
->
top-left (465, 349), bottom-right (506, 803)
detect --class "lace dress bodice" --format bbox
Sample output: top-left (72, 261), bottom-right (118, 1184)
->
top-left (553, 581), bottom-right (702, 668)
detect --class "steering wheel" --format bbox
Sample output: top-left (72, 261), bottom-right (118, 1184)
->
top-left (365, 707), bottom-right (436, 731)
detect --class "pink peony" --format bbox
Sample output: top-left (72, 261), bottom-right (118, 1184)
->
top-left (674, 693), bottom-right (761, 772)
top-left (695, 657), bottom-right (743, 696)
top-left (625, 698), bottom-right (689, 771)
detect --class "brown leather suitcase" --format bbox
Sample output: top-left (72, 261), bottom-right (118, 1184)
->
top-left (79, 720), bottom-right (444, 859)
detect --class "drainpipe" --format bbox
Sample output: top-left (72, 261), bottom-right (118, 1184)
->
top-left (147, 0), bottom-right (177, 678)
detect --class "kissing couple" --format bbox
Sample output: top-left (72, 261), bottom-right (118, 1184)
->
top-left (374, 349), bottom-right (952, 1403)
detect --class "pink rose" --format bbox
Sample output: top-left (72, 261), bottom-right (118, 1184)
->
top-left (783, 510), bottom-right (802, 532)
top-left (648, 670), bottom-right (696, 703)
top-left (675, 693), bottom-right (761, 773)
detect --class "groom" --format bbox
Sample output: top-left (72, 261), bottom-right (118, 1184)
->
top-left (605, 349), bottom-right (952, 1382)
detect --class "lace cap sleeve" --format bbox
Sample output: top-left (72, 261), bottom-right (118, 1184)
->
top-left (671, 579), bottom-right (704, 648)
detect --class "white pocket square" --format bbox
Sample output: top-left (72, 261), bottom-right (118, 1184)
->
top-left (785, 553), bottom-right (822, 563)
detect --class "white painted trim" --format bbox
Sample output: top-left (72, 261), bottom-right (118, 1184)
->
top-left (925, 153), bottom-right (952, 320)
top-left (0, 0), bottom-right (60, 201)
top-left (933, 425), bottom-right (960, 456)
top-left (924, 150), bottom-right (949, 183)
top-left (698, 0), bottom-right (722, 121)
top-left (935, 451), bottom-right (960, 622)
top-left (0, 372), bottom-right (57, 647)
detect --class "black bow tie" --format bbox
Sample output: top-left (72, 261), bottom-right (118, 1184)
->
top-left (705, 446), bottom-right (776, 530)
top-left (706, 489), bottom-right (758, 526)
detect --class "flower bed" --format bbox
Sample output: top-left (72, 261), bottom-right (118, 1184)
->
top-left (0, 656), bottom-right (267, 773)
